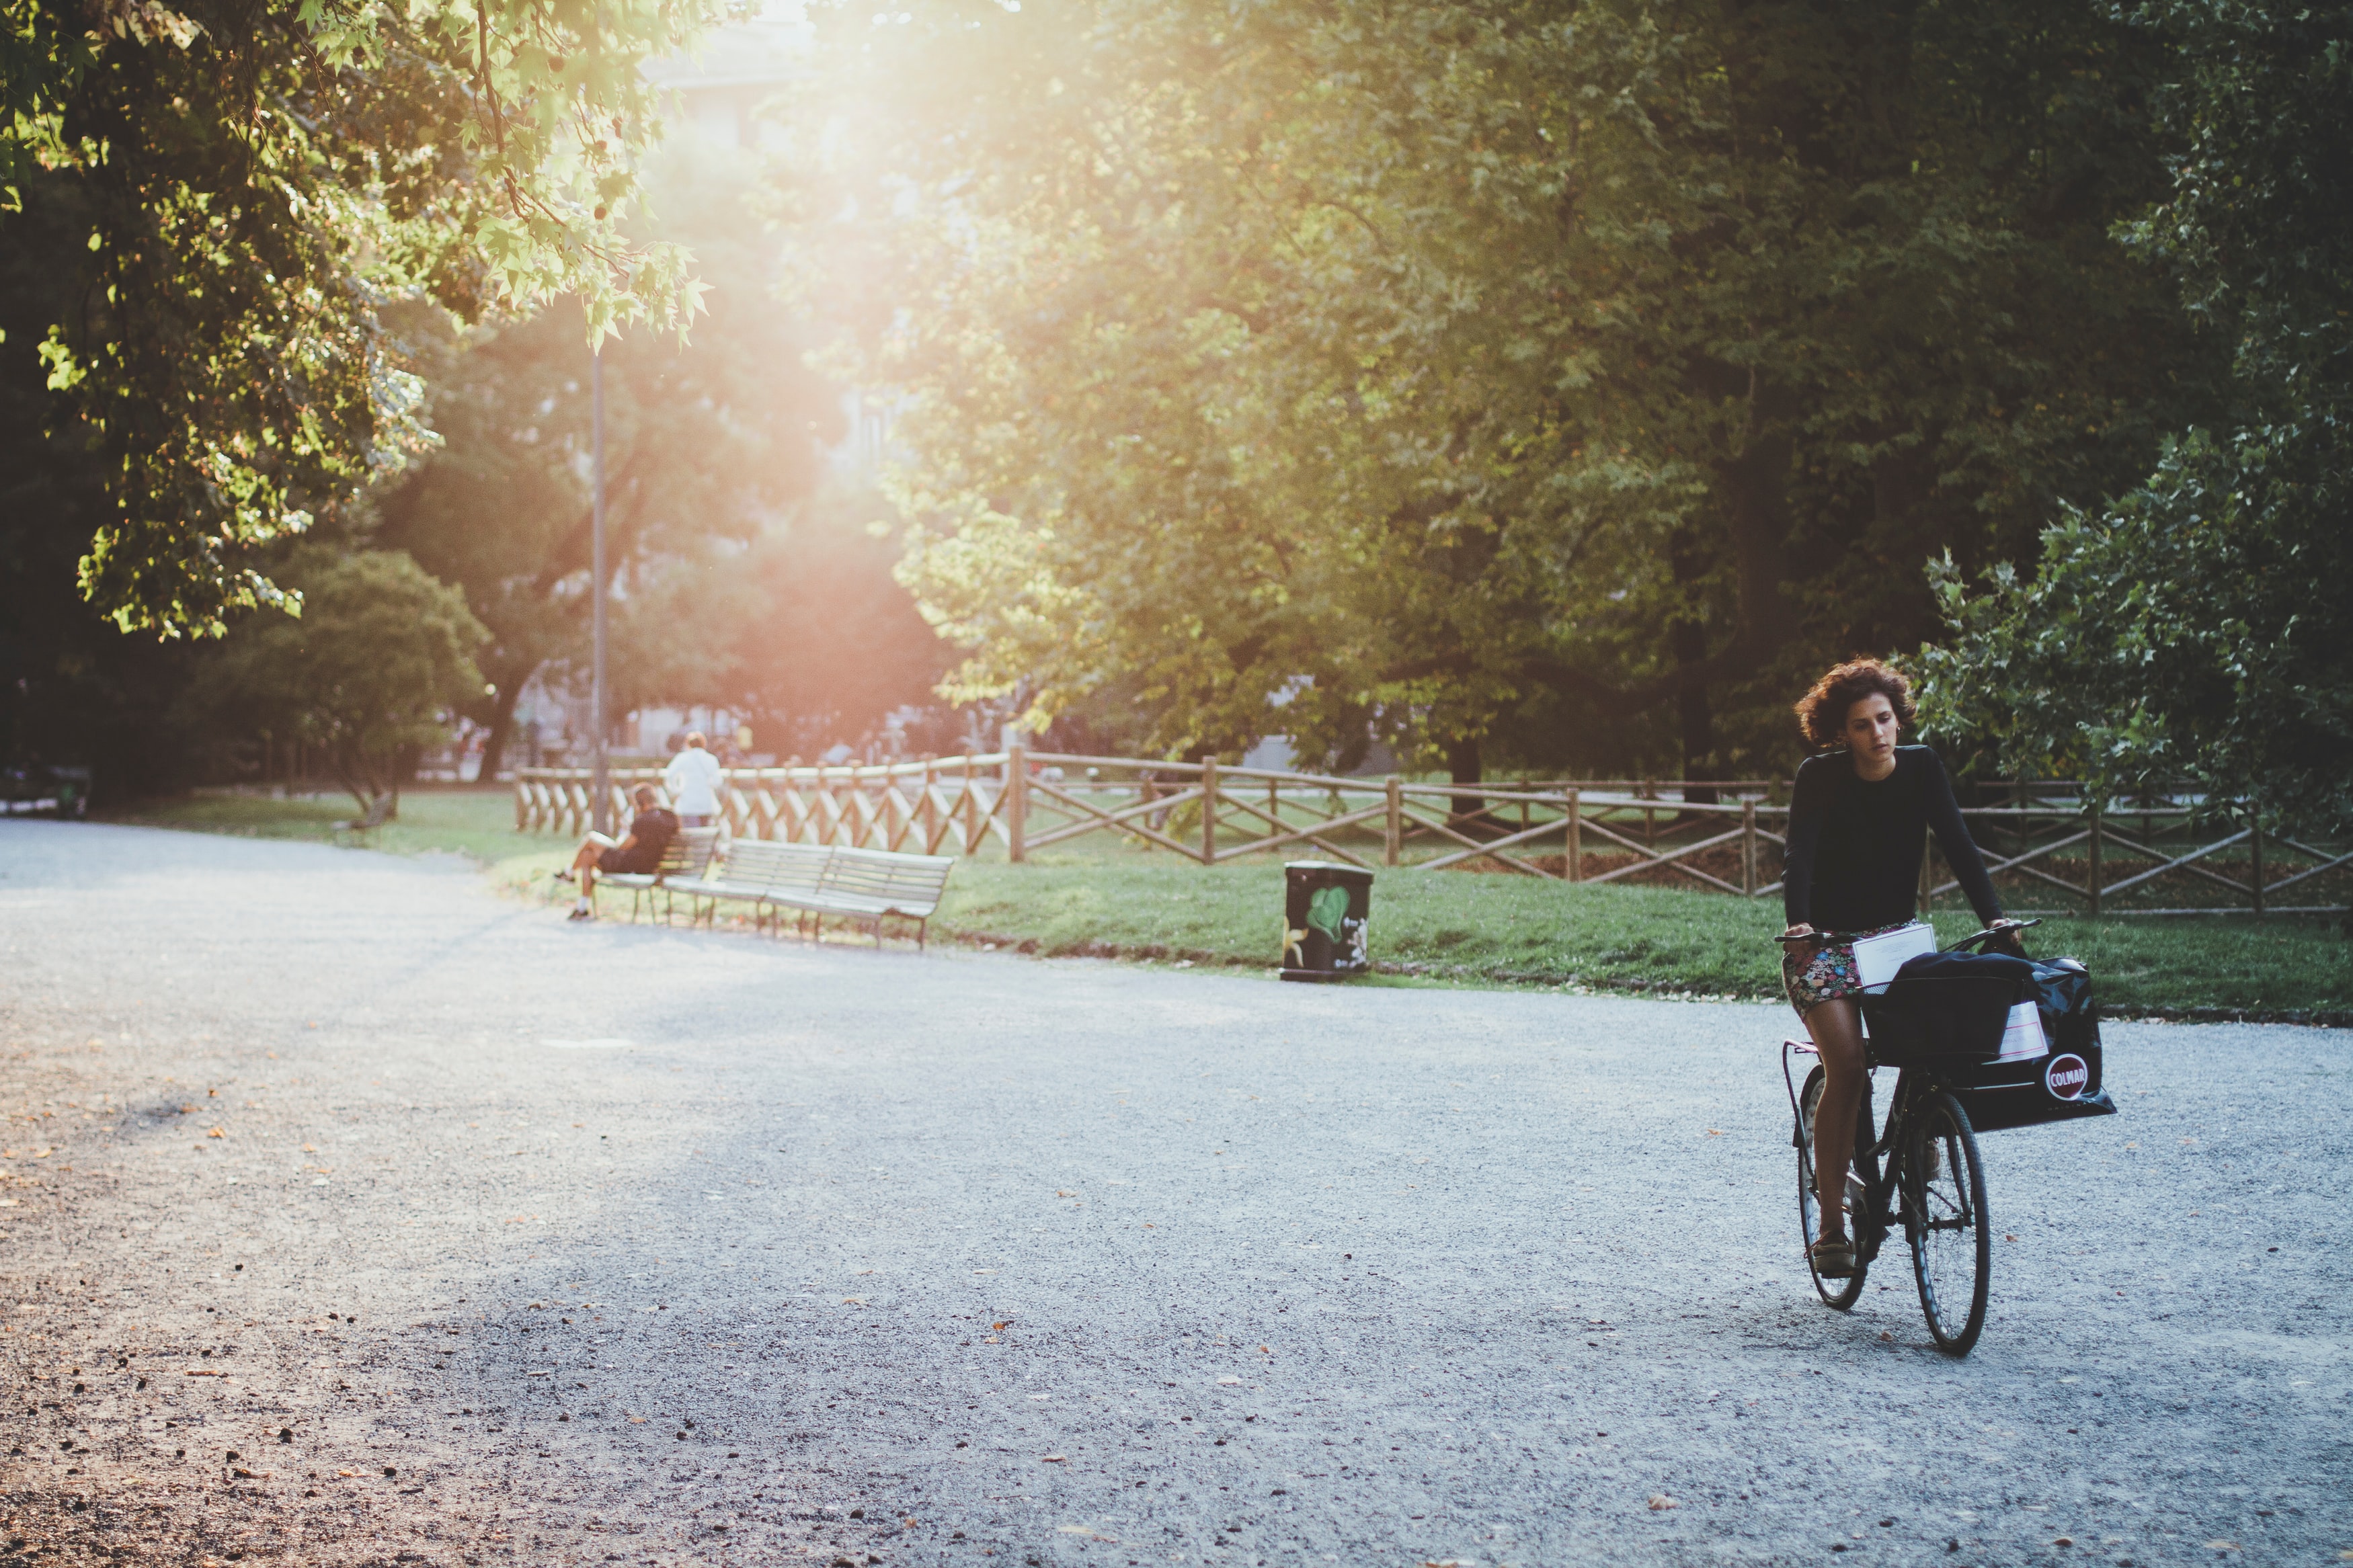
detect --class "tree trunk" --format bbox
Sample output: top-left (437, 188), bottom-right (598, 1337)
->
top-left (1445, 734), bottom-right (1486, 831)
top-left (475, 665), bottom-right (534, 782)
top-left (332, 738), bottom-right (377, 817)
top-left (1670, 526), bottom-right (1719, 804)
top-left (1675, 639), bottom-right (1718, 805)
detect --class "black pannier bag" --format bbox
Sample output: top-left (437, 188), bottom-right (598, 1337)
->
top-left (1860, 949), bottom-right (2117, 1133)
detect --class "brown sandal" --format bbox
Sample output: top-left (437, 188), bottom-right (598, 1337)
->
top-left (1810, 1237), bottom-right (1858, 1278)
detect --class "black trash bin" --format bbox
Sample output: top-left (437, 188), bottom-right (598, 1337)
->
top-left (1279, 862), bottom-right (1373, 982)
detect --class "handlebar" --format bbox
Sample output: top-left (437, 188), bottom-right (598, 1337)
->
top-left (1771, 917), bottom-right (2041, 952)
top-left (1945, 918), bottom-right (2040, 953)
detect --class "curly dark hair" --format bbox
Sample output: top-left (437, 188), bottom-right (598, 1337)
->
top-left (1795, 658), bottom-right (1916, 749)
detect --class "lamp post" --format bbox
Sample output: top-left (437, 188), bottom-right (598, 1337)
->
top-left (590, 343), bottom-right (610, 834)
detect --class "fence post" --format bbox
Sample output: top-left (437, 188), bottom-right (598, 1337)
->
top-left (922, 759), bottom-right (939, 853)
top-left (1743, 798), bottom-right (1757, 897)
top-left (961, 755), bottom-right (979, 850)
top-left (2087, 800), bottom-right (2102, 917)
top-left (2250, 811), bottom-right (2266, 917)
top-left (1200, 755), bottom-right (1218, 864)
top-left (1567, 788), bottom-right (1582, 883)
top-left (1385, 776), bottom-right (1402, 868)
top-left (1007, 743), bottom-right (1027, 864)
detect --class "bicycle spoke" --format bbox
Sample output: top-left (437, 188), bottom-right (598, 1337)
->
top-left (1796, 1066), bottom-right (1866, 1310)
top-left (1908, 1095), bottom-right (1991, 1355)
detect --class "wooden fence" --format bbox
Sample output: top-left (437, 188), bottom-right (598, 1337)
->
top-left (514, 753), bottom-right (2348, 915)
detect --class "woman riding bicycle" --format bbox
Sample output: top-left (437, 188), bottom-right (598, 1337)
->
top-left (1780, 659), bottom-right (2022, 1280)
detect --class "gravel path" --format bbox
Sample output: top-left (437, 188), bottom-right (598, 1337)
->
top-left (1, 819), bottom-right (2346, 1568)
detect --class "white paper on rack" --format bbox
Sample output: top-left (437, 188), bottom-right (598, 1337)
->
top-left (1851, 921), bottom-right (1938, 989)
top-left (1996, 1001), bottom-right (2048, 1062)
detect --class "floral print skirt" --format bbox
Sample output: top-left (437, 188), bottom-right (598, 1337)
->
top-left (1782, 920), bottom-right (1917, 1015)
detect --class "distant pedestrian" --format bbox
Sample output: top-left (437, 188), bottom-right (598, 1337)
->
top-left (663, 731), bottom-right (725, 828)
top-left (555, 784), bottom-right (678, 921)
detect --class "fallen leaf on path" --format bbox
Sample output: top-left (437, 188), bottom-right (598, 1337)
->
top-left (992, 1321), bottom-right (1012, 1330)
top-left (1041, 1454), bottom-right (1066, 1462)
top-left (1648, 1495), bottom-right (1678, 1510)
top-left (206, 1127), bottom-right (226, 1139)
top-left (301, 1144), bottom-right (317, 1153)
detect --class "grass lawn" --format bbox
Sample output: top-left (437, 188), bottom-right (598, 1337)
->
top-left (98, 788), bottom-right (2350, 1021)
top-left (98, 786), bottom-right (555, 873)
top-left (934, 858), bottom-right (2350, 1021)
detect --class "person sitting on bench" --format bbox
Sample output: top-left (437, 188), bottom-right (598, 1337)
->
top-left (556, 784), bottom-right (679, 921)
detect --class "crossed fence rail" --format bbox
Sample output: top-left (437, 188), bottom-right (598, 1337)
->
top-left (514, 751), bottom-right (2348, 916)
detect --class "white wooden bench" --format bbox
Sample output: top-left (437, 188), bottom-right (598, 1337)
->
top-left (670, 840), bottom-right (834, 934)
top-left (596, 827), bottom-right (720, 923)
top-left (793, 845), bottom-right (957, 949)
top-left (675, 841), bottom-right (954, 948)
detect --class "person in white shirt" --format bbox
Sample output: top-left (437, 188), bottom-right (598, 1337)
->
top-left (662, 731), bottom-right (725, 827)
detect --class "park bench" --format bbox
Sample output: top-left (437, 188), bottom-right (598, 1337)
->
top-left (670, 839), bottom-right (834, 934)
top-left (675, 841), bottom-right (955, 949)
top-left (596, 826), bottom-right (720, 923)
top-left (330, 794), bottom-right (393, 845)
top-left (791, 845), bottom-right (957, 949)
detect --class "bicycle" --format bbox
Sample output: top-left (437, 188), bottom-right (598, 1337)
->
top-left (1778, 919), bottom-right (2056, 1356)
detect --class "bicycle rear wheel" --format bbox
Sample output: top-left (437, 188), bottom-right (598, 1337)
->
top-left (1796, 1065), bottom-right (1866, 1309)
top-left (1905, 1090), bottom-right (1991, 1354)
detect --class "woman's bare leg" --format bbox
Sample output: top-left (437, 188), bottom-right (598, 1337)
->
top-left (1804, 997), bottom-right (1868, 1243)
top-left (569, 834), bottom-right (615, 899)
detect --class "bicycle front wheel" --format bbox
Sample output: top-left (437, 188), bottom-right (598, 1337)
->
top-left (1905, 1090), bottom-right (1991, 1355)
top-left (1796, 1065), bottom-right (1866, 1309)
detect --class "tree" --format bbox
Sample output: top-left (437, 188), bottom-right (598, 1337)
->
top-left (608, 487), bottom-right (950, 759)
top-left (0, 163), bottom-right (208, 796)
top-left (781, 0), bottom-right (2221, 784)
top-left (1914, 0), bottom-right (2353, 831)
top-left (194, 547), bottom-right (488, 809)
top-left (3, 0), bottom-right (715, 637)
top-left (366, 140), bottom-right (842, 775)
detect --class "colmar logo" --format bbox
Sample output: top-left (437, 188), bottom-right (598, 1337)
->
top-left (2045, 1053), bottom-right (2089, 1100)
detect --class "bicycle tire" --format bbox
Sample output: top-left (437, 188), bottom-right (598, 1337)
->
top-left (1905, 1089), bottom-right (1991, 1355)
top-left (1796, 1065), bottom-right (1866, 1309)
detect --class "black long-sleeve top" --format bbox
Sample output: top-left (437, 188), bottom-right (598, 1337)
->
top-left (1782, 747), bottom-right (2003, 933)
